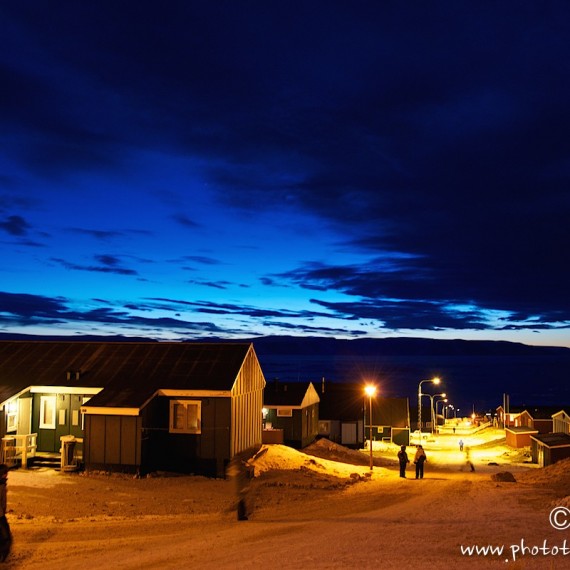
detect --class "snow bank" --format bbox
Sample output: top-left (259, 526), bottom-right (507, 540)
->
top-left (248, 444), bottom-right (387, 479)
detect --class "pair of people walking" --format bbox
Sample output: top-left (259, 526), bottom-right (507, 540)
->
top-left (397, 445), bottom-right (427, 479)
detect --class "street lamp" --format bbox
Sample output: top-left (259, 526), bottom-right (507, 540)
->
top-left (418, 377), bottom-right (440, 442)
top-left (435, 397), bottom-right (448, 429)
top-left (364, 384), bottom-right (377, 470)
top-left (427, 392), bottom-right (446, 434)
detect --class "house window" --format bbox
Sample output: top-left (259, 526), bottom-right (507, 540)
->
top-left (277, 408), bottom-right (293, 417)
top-left (169, 400), bottom-right (201, 434)
top-left (6, 400), bottom-right (18, 433)
top-left (39, 396), bottom-right (56, 429)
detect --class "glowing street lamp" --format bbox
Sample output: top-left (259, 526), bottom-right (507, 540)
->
top-left (364, 384), bottom-right (377, 470)
top-left (427, 392), bottom-right (446, 434)
top-left (418, 377), bottom-right (440, 442)
top-left (435, 397), bottom-right (448, 430)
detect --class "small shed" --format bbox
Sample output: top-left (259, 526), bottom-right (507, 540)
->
top-left (316, 382), bottom-right (365, 448)
top-left (262, 381), bottom-right (319, 448)
top-left (371, 397), bottom-right (410, 446)
top-left (531, 433), bottom-right (570, 467)
top-left (505, 425), bottom-right (538, 448)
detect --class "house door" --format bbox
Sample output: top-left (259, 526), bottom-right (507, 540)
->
top-left (34, 393), bottom-right (84, 453)
top-left (341, 422), bottom-right (357, 445)
top-left (55, 394), bottom-right (85, 442)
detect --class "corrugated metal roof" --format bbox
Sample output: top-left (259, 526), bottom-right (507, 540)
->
top-left (0, 341), bottom-right (253, 408)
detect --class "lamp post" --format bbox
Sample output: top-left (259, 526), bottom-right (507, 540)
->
top-left (435, 397), bottom-right (448, 430)
top-left (418, 377), bottom-right (440, 442)
top-left (427, 392), bottom-right (446, 434)
top-left (364, 384), bottom-right (377, 470)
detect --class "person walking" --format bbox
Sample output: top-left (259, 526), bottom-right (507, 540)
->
top-left (459, 439), bottom-right (464, 452)
top-left (414, 445), bottom-right (427, 479)
top-left (0, 464), bottom-right (12, 562)
top-left (397, 445), bottom-right (410, 478)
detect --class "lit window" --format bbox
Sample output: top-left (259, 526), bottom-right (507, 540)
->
top-left (40, 396), bottom-right (56, 429)
top-left (6, 400), bottom-right (18, 433)
top-left (169, 400), bottom-right (201, 434)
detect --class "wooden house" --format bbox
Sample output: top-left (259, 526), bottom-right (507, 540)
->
top-left (262, 381), bottom-right (319, 448)
top-left (530, 433), bottom-right (570, 467)
top-left (316, 381), bottom-right (410, 448)
top-left (497, 404), bottom-right (561, 433)
top-left (505, 425), bottom-right (538, 448)
top-left (552, 410), bottom-right (570, 434)
top-left (0, 341), bottom-right (265, 477)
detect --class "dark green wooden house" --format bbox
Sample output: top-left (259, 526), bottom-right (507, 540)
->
top-left (262, 381), bottom-right (319, 448)
top-left (0, 341), bottom-right (265, 477)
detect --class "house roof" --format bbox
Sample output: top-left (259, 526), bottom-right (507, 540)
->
top-left (0, 341), bottom-right (254, 409)
top-left (531, 433), bottom-right (570, 448)
top-left (263, 381), bottom-right (319, 407)
top-left (505, 426), bottom-right (538, 434)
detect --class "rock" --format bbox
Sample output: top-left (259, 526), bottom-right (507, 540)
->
top-left (491, 471), bottom-right (516, 483)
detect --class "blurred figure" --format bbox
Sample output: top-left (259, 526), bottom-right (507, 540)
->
top-left (226, 446), bottom-right (260, 521)
top-left (0, 464), bottom-right (12, 562)
top-left (459, 439), bottom-right (464, 452)
top-left (465, 446), bottom-right (475, 472)
top-left (397, 445), bottom-right (410, 478)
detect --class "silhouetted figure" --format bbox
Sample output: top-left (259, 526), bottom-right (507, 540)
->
top-left (0, 464), bottom-right (12, 562)
top-left (459, 439), bottom-right (464, 452)
top-left (397, 445), bottom-right (410, 478)
top-left (414, 445), bottom-right (427, 479)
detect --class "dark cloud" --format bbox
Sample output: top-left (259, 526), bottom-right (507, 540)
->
top-left (171, 214), bottom-right (199, 229)
top-left (0, 292), bottom-right (230, 334)
top-left (68, 228), bottom-right (125, 240)
top-left (2, 3), bottom-right (570, 340)
top-left (187, 280), bottom-right (230, 290)
top-left (51, 256), bottom-right (138, 276)
top-left (272, 259), bottom-right (570, 331)
top-left (0, 291), bottom-right (70, 323)
top-left (182, 256), bottom-right (221, 265)
top-left (0, 215), bottom-right (31, 236)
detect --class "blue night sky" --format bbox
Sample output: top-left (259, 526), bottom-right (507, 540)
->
top-left (1, 2), bottom-right (570, 346)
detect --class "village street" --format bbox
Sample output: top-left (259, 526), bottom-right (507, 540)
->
top-left (3, 429), bottom-right (569, 569)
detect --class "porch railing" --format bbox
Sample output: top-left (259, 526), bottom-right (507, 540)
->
top-left (1, 433), bottom-right (38, 469)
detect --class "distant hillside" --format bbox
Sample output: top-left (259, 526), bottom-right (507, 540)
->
top-left (0, 332), bottom-right (568, 356)
top-left (1, 332), bottom-right (568, 409)
top-left (226, 335), bottom-right (570, 357)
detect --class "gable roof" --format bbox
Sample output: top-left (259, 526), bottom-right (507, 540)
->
top-left (0, 341), bottom-right (255, 409)
top-left (263, 381), bottom-right (319, 408)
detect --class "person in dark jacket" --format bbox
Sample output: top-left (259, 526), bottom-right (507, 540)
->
top-left (397, 445), bottom-right (410, 478)
top-left (414, 445), bottom-right (427, 479)
top-left (0, 464), bottom-right (12, 562)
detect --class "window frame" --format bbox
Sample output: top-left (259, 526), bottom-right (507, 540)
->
top-left (39, 395), bottom-right (57, 429)
top-left (169, 399), bottom-right (202, 434)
